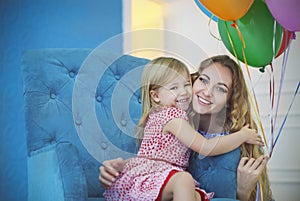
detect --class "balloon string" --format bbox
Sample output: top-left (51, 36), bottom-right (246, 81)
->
top-left (270, 34), bottom-right (293, 157)
top-left (231, 21), bottom-right (246, 48)
top-left (268, 63), bottom-right (275, 156)
top-left (235, 24), bottom-right (267, 146)
top-left (245, 64), bottom-right (268, 147)
top-left (271, 81), bottom-right (300, 157)
top-left (269, 64), bottom-right (275, 109)
top-left (236, 24), bottom-right (267, 146)
top-left (260, 179), bottom-right (264, 201)
top-left (255, 180), bottom-right (264, 201)
top-left (271, 20), bottom-right (277, 63)
top-left (208, 16), bottom-right (221, 41)
top-left (224, 22), bottom-right (267, 146)
top-left (267, 20), bottom-right (278, 155)
top-left (255, 182), bottom-right (260, 201)
top-left (274, 33), bottom-right (293, 128)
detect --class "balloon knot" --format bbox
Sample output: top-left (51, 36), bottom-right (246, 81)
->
top-left (259, 67), bottom-right (265, 73)
top-left (291, 32), bottom-right (296, 40)
top-left (230, 22), bottom-right (237, 29)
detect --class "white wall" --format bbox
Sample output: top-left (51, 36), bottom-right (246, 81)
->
top-left (124, 0), bottom-right (300, 200)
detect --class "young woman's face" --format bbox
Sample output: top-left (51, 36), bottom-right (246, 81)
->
top-left (192, 62), bottom-right (232, 115)
top-left (151, 72), bottom-right (192, 111)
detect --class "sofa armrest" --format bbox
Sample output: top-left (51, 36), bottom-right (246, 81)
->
top-left (28, 142), bottom-right (88, 201)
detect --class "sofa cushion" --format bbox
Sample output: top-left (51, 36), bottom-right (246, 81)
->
top-left (28, 143), bottom-right (87, 201)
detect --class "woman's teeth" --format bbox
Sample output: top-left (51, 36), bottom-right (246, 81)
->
top-left (198, 96), bottom-right (212, 105)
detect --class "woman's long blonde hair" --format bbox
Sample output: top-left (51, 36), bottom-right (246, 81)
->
top-left (135, 57), bottom-right (191, 145)
top-left (192, 55), bottom-right (272, 201)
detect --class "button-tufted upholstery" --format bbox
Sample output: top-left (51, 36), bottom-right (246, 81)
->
top-left (22, 49), bottom-right (149, 201)
top-left (22, 49), bottom-right (238, 201)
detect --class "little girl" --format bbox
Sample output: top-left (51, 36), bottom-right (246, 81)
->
top-left (103, 57), bottom-right (263, 201)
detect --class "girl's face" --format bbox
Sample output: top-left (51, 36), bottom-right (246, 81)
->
top-left (151, 72), bottom-right (192, 111)
top-left (192, 62), bottom-right (232, 115)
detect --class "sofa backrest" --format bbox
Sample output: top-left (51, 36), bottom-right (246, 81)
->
top-left (22, 48), bottom-right (149, 197)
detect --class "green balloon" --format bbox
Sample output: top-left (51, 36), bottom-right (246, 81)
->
top-left (218, 0), bottom-right (283, 68)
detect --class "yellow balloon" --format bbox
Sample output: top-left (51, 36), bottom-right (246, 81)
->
top-left (199, 0), bottom-right (254, 21)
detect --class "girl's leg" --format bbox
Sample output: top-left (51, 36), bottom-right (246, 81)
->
top-left (161, 171), bottom-right (201, 201)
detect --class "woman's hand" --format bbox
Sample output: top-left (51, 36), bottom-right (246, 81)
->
top-left (98, 157), bottom-right (126, 188)
top-left (236, 155), bottom-right (269, 201)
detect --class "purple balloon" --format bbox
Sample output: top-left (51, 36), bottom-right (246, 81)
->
top-left (266, 0), bottom-right (300, 32)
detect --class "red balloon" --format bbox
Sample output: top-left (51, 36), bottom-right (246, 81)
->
top-left (275, 29), bottom-right (294, 58)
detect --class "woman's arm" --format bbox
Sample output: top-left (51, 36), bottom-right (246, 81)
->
top-left (98, 157), bottom-right (128, 188)
top-left (164, 118), bottom-right (263, 156)
top-left (236, 156), bottom-right (269, 201)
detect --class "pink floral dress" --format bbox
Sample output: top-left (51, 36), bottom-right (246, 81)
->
top-left (104, 106), bottom-right (213, 201)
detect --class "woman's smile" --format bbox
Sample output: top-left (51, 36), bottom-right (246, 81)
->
top-left (196, 95), bottom-right (212, 105)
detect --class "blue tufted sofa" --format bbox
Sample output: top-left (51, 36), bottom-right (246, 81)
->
top-left (22, 48), bottom-right (239, 201)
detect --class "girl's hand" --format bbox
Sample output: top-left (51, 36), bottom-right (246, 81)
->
top-left (241, 124), bottom-right (264, 146)
top-left (98, 157), bottom-right (126, 188)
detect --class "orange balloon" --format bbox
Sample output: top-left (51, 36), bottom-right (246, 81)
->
top-left (199, 0), bottom-right (254, 21)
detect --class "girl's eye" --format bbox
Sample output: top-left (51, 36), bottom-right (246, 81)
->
top-left (170, 86), bottom-right (178, 90)
top-left (184, 83), bottom-right (191, 87)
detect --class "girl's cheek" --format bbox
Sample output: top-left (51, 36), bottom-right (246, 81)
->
top-left (188, 87), bottom-right (193, 96)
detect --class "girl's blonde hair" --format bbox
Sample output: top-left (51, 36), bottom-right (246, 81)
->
top-left (192, 55), bottom-right (272, 201)
top-left (135, 57), bottom-right (191, 145)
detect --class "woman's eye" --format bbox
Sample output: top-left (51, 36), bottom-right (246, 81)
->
top-left (199, 77), bottom-right (208, 84)
top-left (216, 86), bottom-right (227, 93)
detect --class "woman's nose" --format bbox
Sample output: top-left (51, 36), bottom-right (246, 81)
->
top-left (203, 85), bottom-right (213, 96)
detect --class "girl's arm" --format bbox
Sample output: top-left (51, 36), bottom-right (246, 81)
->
top-left (163, 118), bottom-right (263, 156)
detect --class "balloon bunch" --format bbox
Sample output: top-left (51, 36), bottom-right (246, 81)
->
top-left (194, 0), bottom-right (299, 149)
top-left (195, 0), bottom-right (299, 67)
top-left (218, 0), bottom-right (283, 68)
top-left (194, 0), bottom-right (299, 200)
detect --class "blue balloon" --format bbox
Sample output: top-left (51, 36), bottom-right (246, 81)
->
top-left (194, 0), bottom-right (218, 22)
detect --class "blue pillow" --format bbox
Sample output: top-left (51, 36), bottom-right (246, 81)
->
top-left (28, 142), bottom-right (88, 201)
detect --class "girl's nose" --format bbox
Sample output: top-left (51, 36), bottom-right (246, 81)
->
top-left (178, 89), bottom-right (187, 97)
top-left (181, 86), bottom-right (190, 95)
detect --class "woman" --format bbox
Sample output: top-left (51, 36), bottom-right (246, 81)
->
top-left (99, 55), bottom-right (272, 201)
